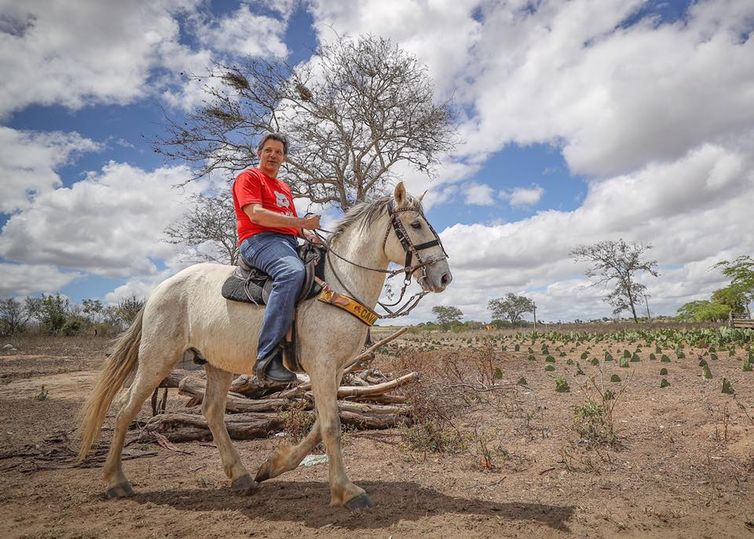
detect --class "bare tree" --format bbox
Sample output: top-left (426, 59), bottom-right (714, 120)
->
top-left (116, 295), bottom-right (145, 325)
top-left (0, 298), bottom-right (29, 336)
top-left (488, 293), bottom-right (535, 323)
top-left (164, 193), bottom-right (239, 265)
top-left (156, 34), bottom-right (456, 210)
top-left (571, 239), bottom-right (659, 323)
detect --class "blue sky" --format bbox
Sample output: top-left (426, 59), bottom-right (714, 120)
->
top-left (1, 0), bottom-right (752, 323)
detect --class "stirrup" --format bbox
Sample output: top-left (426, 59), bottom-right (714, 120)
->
top-left (255, 348), bottom-right (296, 384)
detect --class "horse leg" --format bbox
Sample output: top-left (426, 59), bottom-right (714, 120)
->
top-left (255, 417), bottom-right (322, 483)
top-left (102, 364), bottom-right (169, 498)
top-left (310, 374), bottom-right (373, 509)
top-left (202, 364), bottom-right (257, 495)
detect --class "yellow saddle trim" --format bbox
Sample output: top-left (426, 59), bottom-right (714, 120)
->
top-left (317, 286), bottom-right (380, 326)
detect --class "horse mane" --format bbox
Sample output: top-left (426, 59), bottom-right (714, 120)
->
top-left (329, 193), bottom-right (424, 243)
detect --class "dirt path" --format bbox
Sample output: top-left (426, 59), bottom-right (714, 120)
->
top-left (1, 335), bottom-right (753, 538)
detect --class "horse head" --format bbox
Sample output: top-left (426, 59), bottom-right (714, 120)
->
top-left (383, 182), bottom-right (452, 293)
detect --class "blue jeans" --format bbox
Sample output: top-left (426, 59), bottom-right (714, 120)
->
top-left (240, 233), bottom-right (305, 361)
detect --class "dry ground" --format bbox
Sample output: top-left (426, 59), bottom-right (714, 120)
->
top-left (1, 331), bottom-right (753, 538)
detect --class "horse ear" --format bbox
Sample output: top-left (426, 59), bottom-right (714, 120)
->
top-left (418, 190), bottom-right (428, 203)
top-left (393, 182), bottom-right (407, 208)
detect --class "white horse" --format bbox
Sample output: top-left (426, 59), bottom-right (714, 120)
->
top-left (78, 182), bottom-right (452, 509)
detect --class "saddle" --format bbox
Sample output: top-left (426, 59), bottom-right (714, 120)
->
top-left (220, 242), bottom-right (327, 375)
top-left (221, 242), bottom-right (327, 305)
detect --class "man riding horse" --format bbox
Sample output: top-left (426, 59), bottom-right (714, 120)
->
top-left (232, 133), bottom-right (321, 383)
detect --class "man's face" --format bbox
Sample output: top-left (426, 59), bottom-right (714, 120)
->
top-left (258, 139), bottom-right (286, 175)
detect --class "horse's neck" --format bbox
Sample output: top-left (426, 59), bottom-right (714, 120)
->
top-left (327, 216), bottom-right (389, 307)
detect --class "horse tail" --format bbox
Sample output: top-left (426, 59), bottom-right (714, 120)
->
top-left (77, 308), bottom-right (144, 461)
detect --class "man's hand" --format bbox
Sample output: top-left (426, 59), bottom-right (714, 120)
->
top-left (300, 214), bottom-right (321, 230)
top-left (302, 230), bottom-right (323, 245)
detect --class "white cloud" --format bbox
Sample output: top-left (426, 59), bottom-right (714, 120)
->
top-left (308, 0), bottom-right (483, 101)
top-left (309, 1), bottom-right (754, 183)
top-left (0, 0), bottom-right (205, 117)
top-left (0, 127), bottom-right (101, 213)
top-left (464, 182), bottom-right (495, 206)
top-left (196, 4), bottom-right (288, 58)
top-left (407, 139), bottom-right (754, 323)
top-left (501, 185), bottom-right (544, 207)
top-left (0, 0), bottom-right (297, 117)
top-left (0, 263), bottom-right (81, 297)
top-left (462, 0), bottom-right (754, 177)
top-left (0, 161), bottom-right (204, 277)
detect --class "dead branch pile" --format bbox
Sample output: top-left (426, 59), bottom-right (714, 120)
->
top-left (137, 328), bottom-right (419, 443)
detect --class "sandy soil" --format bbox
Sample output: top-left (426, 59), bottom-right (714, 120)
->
top-left (1, 332), bottom-right (753, 538)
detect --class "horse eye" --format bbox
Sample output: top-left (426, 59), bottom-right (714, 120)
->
top-left (410, 220), bottom-right (422, 230)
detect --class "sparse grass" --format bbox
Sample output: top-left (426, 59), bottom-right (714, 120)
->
top-left (281, 402), bottom-right (315, 444)
top-left (570, 367), bottom-right (631, 448)
top-left (33, 385), bottom-right (48, 401)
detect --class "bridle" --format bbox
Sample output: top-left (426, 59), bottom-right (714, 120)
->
top-left (314, 201), bottom-right (448, 318)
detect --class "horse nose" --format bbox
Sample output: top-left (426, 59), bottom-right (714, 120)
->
top-left (441, 272), bottom-right (452, 286)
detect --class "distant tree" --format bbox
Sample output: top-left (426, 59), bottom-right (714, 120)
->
top-left (164, 192), bottom-right (239, 265)
top-left (488, 293), bottom-right (535, 323)
top-left (571, 239), bottom-right (659, 323)
top-left (715, 256), bottom-right (754, 318)
top-left (116, 295), bottom-right (145, 325)
top-left (26, 293), bottom-right (69, 334)
top-left (156, 34), bottom-right (455, 210)
top-left (0, 298), bottom-right (29, 336)
top-left (432, 305), bottom-right (463, 328)
top-left (676, 300), bottom-right (730, 322)
top-left (711, 287), bottom-right (747, 318)
top-left (81, 299), bottom-right (104, 323)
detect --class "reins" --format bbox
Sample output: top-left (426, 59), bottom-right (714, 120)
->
top-left (308, 201), bottom-right (448, 319)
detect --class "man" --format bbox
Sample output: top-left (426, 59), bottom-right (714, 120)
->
top-left (232, 133), bottom-right (321, 383)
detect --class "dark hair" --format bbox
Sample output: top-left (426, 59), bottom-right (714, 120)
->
top-left (257, 133), bottom-right (289, 155)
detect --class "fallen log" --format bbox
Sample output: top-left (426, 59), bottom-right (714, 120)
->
top-left (229, 373), bottom-right (310, 397)
top-left (178, 377), bottom-right (298, 413)
top-left (138, 407), bottom-right (410, 442)
top-left (337, 401), bottom-right (410, 415)
top-left (159, 369), bottom-right (194, 388)
top-left (335, 372), bottom-right (419, 398)
top-left (139, 412), bottom-right (285, 442)
top-left (342, 327), bottom-right (408, 374)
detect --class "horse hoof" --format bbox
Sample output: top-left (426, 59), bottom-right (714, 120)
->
top-left (344, 493), bottom-right (374, 510)
top-left (106, 482), bottom-right (134, 499)
top-left (231, 474), bottom-right (259, 496)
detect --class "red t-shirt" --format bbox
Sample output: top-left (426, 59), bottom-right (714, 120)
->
top-left (233, 168), bottom-right (299, 244)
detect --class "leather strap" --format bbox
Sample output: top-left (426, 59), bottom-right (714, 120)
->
top-left (317, 285), bottom-right (380, 326)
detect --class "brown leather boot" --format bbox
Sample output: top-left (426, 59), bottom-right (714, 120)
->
top-left (255, 347), bottom-right (296, 384)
